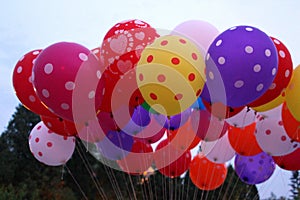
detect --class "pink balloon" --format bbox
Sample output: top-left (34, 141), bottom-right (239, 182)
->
top-left (33, 42), bottom-right (104, 122)
top-left (29, 121), bottom-right (76, 166)
top-left (172, 20), bottom-right (219, 56)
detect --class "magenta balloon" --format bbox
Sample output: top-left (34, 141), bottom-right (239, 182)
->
top-left (33, 42), bottom-right (103, 122)
top-left (205, 26), bottom-right (278, 107)
top-left (172, 20), bottom-right (219, 55)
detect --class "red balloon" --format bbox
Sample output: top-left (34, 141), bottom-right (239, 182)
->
top-left (189, 154), bottom-right (227, 190)
top-left (191, 109), bottom-right (228, 141)
top-left (202, 100), bottom-right (244, 119)
top-left (154, 139), bottom-right (191, 178)
top-left (273, 148), bottom-right (300, 171)
top-left (282, 102), bottom-right (300, 142)
top-left (228, 123), bottom-right (262, 156)
top-left (167, 119), bottom-right (201, 151)
top-left (249, 37), bottom-right (293, 107)
top-left (12, 49), bottom-right (55, 117)
top-left (41, 115), bottom-right (77, 136)
top-left (117, 140), bottom-right (153, 175)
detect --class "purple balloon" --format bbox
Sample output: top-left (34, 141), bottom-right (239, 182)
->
top-left (154, 108), bottom-right (191, 130)
top-left (205, 25), bottom-right (278, 107)
top-left (96, 130), bottom-right (133, 160)
top-left (131, 105), bottom-right (151, 127)
top-left (234, 152), bottom-right (275, 185)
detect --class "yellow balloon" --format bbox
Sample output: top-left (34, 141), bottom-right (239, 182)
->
top-left (251, 90), bottom-right (285, 112)
top-left (286, 65), bottom-right (300, 120)
top-left (136, 35), bottom-right (206, 116)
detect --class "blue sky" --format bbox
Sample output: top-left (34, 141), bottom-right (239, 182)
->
top-left (1, 0), bottom-right (299, 198)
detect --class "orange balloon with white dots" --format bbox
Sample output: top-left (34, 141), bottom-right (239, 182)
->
top-left (136, 35), bottom-right (206, 116)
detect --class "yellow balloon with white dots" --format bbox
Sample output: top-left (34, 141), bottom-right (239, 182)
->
top-left (136, 35), bottom-right (206, 116)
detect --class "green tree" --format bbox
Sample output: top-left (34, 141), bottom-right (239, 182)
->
top-left (290, 171), bottom-right (300, 200)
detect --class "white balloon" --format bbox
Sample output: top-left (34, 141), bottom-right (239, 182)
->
top-left (255, 117), bottom-right (298, 156)
top-left (29, 121), bottom-right (76, 166)
top-left (200, 132), bottom-right (235, 163)
top-left (226, 107), bottom-right (257, 127)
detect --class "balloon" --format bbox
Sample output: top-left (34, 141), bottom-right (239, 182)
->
top-left (282, 102), bottom-right (300, 142)
top-left (136, 35), bottom-right (206, 116)
top-left (91, 47), bottom-right (101, 60)
top-left (28, 121), bottom-right (75, 166)
top-left (171, 20), bottom-right (219, 56)
top-left (273, 148), bottom-right (300, 171)
top-left (256, 103), bottom-right (283, 120)
top-left (100, 19), bottom-right (159, 70)
top-left (77, 118), bottom-right (106, 143)
top-left (33, 42), bottom-right (104, 122)
top-left (153, 108), bottom-right (191, 130)
top-left (234, 152), bottom-right (275, 184)
top-left (190, 97), bottom-right (205, 110)
top-left (286, 65), bottom-right (300, 121)
top-left (190, 109), bottom-right (228, 141)
top-left (40, 115), bottom-right (77, 136)
top-left (202, 100), bottom-right (245, 119)
top-left (167, 119), bottom-right (201, 151)
top-left (251, 90), bottom-right (285, 112)
top-left (228, 123), bottom-right (262, 156)
top-left (225, 106), bottom-right (257, 127)
top-left (154, 139), bottom-right (191, 178)
top-left (96, 130), bottom-right (134, 160)
top-left (248, 36), bottom-right (293, 107)
top-left (189, 154), bottom-right (227, 190)
top-left (12, 49), bottom-right (55, 117)
top-left (201, 133), bottom-right (235, 163)
top-left (117, 140), bottom-right (153, 175)
top-left (205, 25), bottom-right (278, 107)
top-left (255, 115), bottom-right (298, 156)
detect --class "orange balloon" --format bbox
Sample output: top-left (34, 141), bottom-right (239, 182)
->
top-left (167, 119), bottom-right (201, 151)
top-left (282, 102), bottom-right (300, 142)
top-left (228, 123), bottom-right (262, 156)
top-left (189, 154), bottom-right (227, 190)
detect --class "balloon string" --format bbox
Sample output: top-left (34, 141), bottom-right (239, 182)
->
top-left (75, 138), bottom-right (108, 200)
top-left (64, 164), bottom-right (88, 200)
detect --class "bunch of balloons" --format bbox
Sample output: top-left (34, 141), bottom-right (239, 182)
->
top-left (12, 18), bottom-right (300, 190)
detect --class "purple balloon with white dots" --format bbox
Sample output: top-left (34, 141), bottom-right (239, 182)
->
top-left (234, 152), bottom-right (275, 185)
top-left (205, 25), bottom-right (278, 107)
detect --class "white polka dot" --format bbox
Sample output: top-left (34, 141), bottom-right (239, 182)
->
top-left (218, 57), bottom-right (226, 65)
top-left (256, 84), bottom-right (264, 91)
top-left (253, 64), bottom-right (261, 72)
top-left (265, 49), bottom-right (271, 57)
top-left (65, 81), bottom-right (75, 90)
top-left (216, 39), bottom-right (222, 46)
top-left (230, 26), bottom-right (237, 30)
top-left (47, 122), bottom-right (52, 127)
top-left (234, 80), bottom-right (244, 88)
top-left (32, 51), bottom-right (40, 55)
top-left (42, 89), bottom-right (50, 98)
top-left (96, 70), bottom-right (101, 79)
top-left (92, 49), bottom-right (100, 54)
top-left (61, 103), bottom-right (70, 110)
top-left (79, 53), bottom-right (88, 61)
top-left (279, 50), bottom-right (285, 58)
top-left (208, 71), bottom-right (214, 80)
top-left (44, 63), bottom-right (53, 74)
top-left (29, 95), bottom-right (36, 102)
top-left (88, 91), bottom-right (95, 99)
top-left (273, 39), bottom-right (280, 45)
top-left (245, 27), bottom-right (253, 31)
top-left (285, 69), bottom-right (290, 78)
top-left (28, 76), bottom-right (32, 83)
top-left (206, 53), bottom-right (210, 61)
top-left (17, 66), bottom-right (23, 73)
top-left (269, 83), bottom-right (276, 90)
top-left (272, 68), bottom-right (277, 76)
top-left (245, 46), bottom-right (254, 54)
